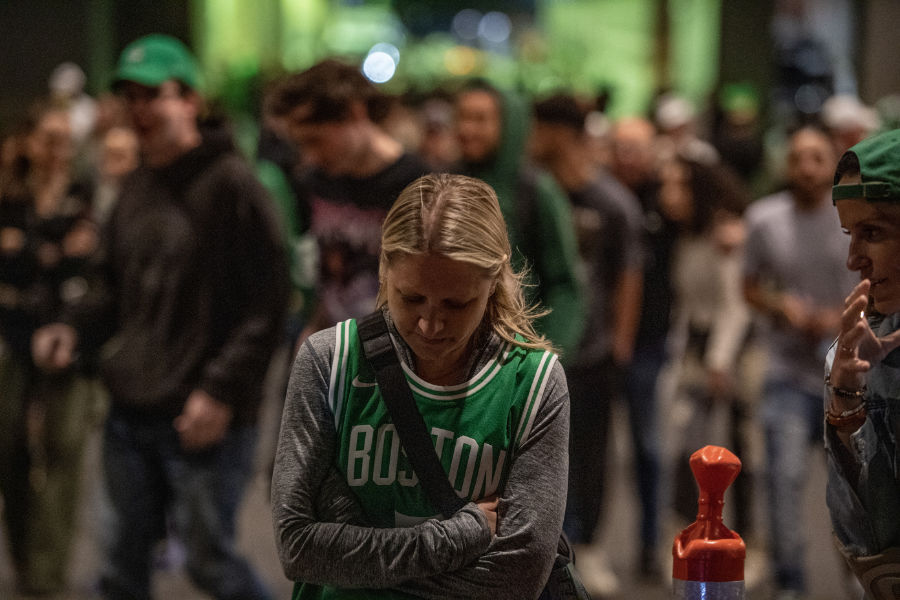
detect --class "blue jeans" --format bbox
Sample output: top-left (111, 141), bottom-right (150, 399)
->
top-left (761, 379), bottom-right (823, 594)
top-left (623, 339), bottom-right (664, 552)
top-left (100, 406), bottom-right (272, 600)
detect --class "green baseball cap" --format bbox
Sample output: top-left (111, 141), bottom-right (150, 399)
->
top-left (112, 34), bottom-right (201, 91)
top-left (833, 128), bottom-right (900, 202)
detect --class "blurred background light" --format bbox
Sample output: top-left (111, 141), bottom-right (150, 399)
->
top-left (370, 42), bottom-right (400, 64)
top-left (452, 9), bottom-right (482, 43)
top-left (794, 83), bottom-right (829, 114)
top-left (478, 11), bottom-right (511, 44)
top-left (363, 45), bottom-right (398, 83)
top-left (443, 45), bottom-right (479, 76)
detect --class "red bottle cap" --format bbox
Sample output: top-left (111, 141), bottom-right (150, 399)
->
top-left (672, 445), bottom-right (746, 582)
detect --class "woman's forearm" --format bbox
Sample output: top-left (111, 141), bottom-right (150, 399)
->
top-left (394, 363), bottom-right (570, 599)
top-left (271, 335), bottom-right (492, 587)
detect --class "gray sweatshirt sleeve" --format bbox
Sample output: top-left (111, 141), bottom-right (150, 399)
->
top-left (271, 329), bottom-right (493, 587)
top-left (395, 360), bottom-right (569, 600)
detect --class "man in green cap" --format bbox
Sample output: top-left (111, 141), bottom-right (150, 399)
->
top-left (826, 128), bottom-right (900, 600)
top-left (110, 34), bottom-right (203, 168)
top-left (32, 33), bottom-right (287, 600)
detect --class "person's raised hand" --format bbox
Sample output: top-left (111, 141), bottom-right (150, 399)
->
top-left (847, 280), bottom-right (900, 365)
top-left (829, 279), bottom-right (900, 392)
top-left (31, 323), bottom-right (78, 372)
top-left (174, 389), bottom-right (233, 451)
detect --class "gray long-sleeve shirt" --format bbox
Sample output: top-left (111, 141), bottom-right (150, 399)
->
top-left (271, 315), bottom-right (569, 599)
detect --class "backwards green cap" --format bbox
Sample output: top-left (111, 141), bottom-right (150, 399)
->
top-left (112, 34), bottom-right (201, 91)
top-left (833, 128), bottom-right (900, 203)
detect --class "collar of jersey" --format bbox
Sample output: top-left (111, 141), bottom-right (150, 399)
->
top-left (399, 341), bottom-right (511, 401)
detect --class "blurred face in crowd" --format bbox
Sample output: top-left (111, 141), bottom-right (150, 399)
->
top-left (611, 117), bottom-right (656, 190)
top-left (528, 121), bottom-right (568, 167)
top-left (100, 126), bottom-right (139, 179)
top-left (837, 182), bottom-right (900, 315)
top-left (786, 128), bottom-right (836, 205)
top-left (284, 100), bottom-right (369, 176)
top-left (26, 109), bottom-right (72, 173)
top-left (456, 89), bottom-right (502, 164)
top-left (385, 252), bottom-right (495, 382)
top-left (119, 79), bottom-right (200, 167)
top-left (658, 158), bottom-right (694, 226)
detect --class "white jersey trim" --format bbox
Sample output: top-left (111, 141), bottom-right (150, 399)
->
top-left (330, 319), bottom-right (352, 428)
top-left (400, 340), bottom-right (509, 400)
top-left (513, 351), bottom-right (556, 451)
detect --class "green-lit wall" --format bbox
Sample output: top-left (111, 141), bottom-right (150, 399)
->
top-left (537, 0), bottom-right (669, 116)
top-left (193, 0), bottom-right (722, 118)
top-left (0, 0), bottom-right (735, 136)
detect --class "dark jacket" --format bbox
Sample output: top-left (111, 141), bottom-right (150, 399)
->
top-left (0, 180), bottom-right (94, 364)
top-left (69, 128), bottom-right (289, 424)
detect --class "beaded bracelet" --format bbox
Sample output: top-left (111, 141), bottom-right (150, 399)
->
top-left (824, 376), bottom-right (867, 431)
top-left (826, 403), bottom-right (868, 432)
top-left (824, 375), bottom-right (867, 400)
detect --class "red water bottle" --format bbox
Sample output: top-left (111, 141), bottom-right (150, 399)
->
top-left (672, 445), bottom-right (745, 599)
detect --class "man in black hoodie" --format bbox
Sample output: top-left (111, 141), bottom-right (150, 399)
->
top-left (33, 34), bottom-right (287, 600)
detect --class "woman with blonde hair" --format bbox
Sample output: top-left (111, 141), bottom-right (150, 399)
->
top-left (272, 173), bottom-right (569, 599)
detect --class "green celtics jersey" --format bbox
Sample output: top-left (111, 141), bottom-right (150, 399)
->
top-left (292, 318), bottom-right (557, 600)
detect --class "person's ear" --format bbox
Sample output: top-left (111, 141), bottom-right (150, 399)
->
top-left (183, 89), bottom-right (206, 121)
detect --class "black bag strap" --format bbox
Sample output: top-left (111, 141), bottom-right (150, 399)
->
top-left (357, 310), bottom-right (467, 518)
top-left (358, 312), bottom-right (591, 600)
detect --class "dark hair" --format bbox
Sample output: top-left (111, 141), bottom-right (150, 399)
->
top-left (460, 77), bottom-right (499, 96)
top-left (456, 78), bottom-right (504, 108)
top-left (532, 93), bottom-right (588, 131)
top-left (267, 58), bottom-right (391, 124)
top-left (20, 98), bottom-right (67, 135)
top-left (0, 99), bottom-right (68, 197)
top-left (112, 79), bottom-right (193, 98)
top-left (678, 156), bottom-right (750, 235)
top-left (784, 116), bottom-right (829, 140)
top-left (834, 150), bottom-right (861, 185)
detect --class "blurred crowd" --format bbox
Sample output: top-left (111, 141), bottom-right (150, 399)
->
top-left (0, 38), bottom-right (894, 600)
